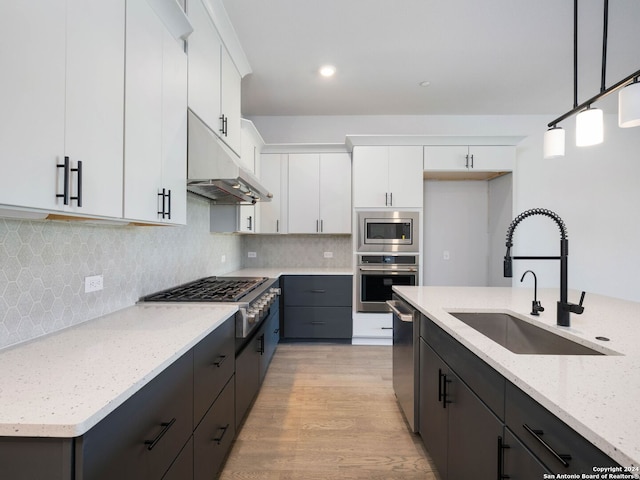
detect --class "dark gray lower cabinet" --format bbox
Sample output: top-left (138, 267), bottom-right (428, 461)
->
top-left (77, 350), bottom-right (194, 480)
top-left (419, 337), bottom-right (502, 480)
top-left (0, 316), bottom-right (240, 480)
top-left (194, 377), bottom-right (236, 480)
top-left (418, 313), bottom-right (621, 479)
top-left (282, 275), bottom-right (352, 340)
top-left (503, 428), bottom-right (551, 479)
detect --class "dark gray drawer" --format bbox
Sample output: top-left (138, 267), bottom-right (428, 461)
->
top-left (423, 314), bottom-right (505, 420)
top-left (193, 317), bottom-right (235, 426)
top-left (283, 275), bottom-right (352, 307)
top-left (505, 382), bottom-right (619, 473)
top-left (284, 306), bottom-right (352, 339)
top-left (194, 376), bottom-right (235, 480)
top-left (78, 351), bottom-right (194, 480)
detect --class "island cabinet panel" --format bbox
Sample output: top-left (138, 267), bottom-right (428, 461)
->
top-left (504, 382), bottom-right (619, 475)
top-left (162, 438), bottom-right (194, 480)
top-left (419, 337), bottom-right (503, 480)
top-left (282, 276), bottom-right (353, 340)
top-left (417, 312), bottom-right (622, 479)
top-left (76, 350), bottom-right (194, 480)
top-left (0, 437), bottom-right (74, 480)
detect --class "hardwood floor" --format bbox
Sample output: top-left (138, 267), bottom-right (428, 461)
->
top-left (219, 343), bottom-right (438, 480)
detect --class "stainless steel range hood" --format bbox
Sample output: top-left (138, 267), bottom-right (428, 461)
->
top-left (187, 110), bottom-right (272, 204)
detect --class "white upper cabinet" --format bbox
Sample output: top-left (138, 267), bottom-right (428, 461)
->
top-left (124, 0), bottom-right (187, 224)
top-left (186, 0), bottom-right (242, 154)
top-left (353, 146), bottom-right (423, 208)
top-left (288, 153), bottom-right (351, 234)
top-left (259, 154), bottom-right (288, 234)
top-left (0, 0), bottom-right (124, 218)
top-left (236, 120), bottom-right (264, 233)
top-left (424, 145), bottom-right (515, 172)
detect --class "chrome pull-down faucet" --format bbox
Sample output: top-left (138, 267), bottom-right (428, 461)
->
top-left (504, 208), bottom-right (585, 327)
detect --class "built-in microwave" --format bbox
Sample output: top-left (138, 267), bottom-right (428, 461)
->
top-left (357, 211), bottom-right (420, 253)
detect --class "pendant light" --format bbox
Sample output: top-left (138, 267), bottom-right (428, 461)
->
top-left (543, 127), bottom-right (565, 158)
top-left (619, 79), bottom-right (640, 128)
top-left (576, 107), bottom-right (603, 146)
top-left (544, 0), bottom-right (640, 155)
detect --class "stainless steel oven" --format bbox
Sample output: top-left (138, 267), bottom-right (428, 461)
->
top-left (357, 211), bottom-right (419, 253)
top-left (356, 255), bottom-right (419, 312)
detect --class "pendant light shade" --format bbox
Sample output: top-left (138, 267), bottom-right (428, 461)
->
top-left (576, 107), bottom-right (603, 146)
top-left (543, 127), bottom-right (565, 158)
top-left (618, 80), bottom-right (640, 128)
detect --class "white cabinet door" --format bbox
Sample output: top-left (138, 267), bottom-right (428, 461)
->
top-left (319, 153), bottom-right (351, 234)
top-left (0, 0), bottom-right (124, 217)
top-left (160, 29), bottom-right (188, 225)
top-left (288, 154), bottom-right (321, 233)
top-left (353, 146), bottom-right (422, 208)
top-left (124, 0), bottom-right (164, 223)
top-left (259, 154), bottom-right (287, 234)
top-left (423, 146), bottom-right (469, 171)
top-left (65, 0), bottom-right (125, 218)
top-left (186, 0), bottom-right (222, 133)
top-left (388, 146), bottom-right (423, 208)
top-left (0, 1), bottom-right (66, 212)
top-left (424, 145), bottom-right (515, 172)
top-left (353, 146), bottom-right (389, 208)
top-left (468, 146), bottom-right (515, 171)
top-left (221, 49), bottom-right (242, 155)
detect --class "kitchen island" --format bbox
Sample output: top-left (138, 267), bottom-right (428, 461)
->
top-left (393, 285), bottom-right (640, 470)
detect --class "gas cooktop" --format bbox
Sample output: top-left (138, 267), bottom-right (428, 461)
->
top-left (140, 276), bottom-right (269, 303)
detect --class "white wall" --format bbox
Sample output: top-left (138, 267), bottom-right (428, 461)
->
top-left (251, 113), bottom-right (640, 302)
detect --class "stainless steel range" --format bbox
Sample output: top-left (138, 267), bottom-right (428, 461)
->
top-left (140, 276), bottom-right (280, 343)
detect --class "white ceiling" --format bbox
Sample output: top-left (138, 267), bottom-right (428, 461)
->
top-left (220, 0), bottom-right (640, 117)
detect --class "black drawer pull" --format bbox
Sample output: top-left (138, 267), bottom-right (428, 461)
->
top-left (144, 417), bottom-right (176, 450)
top-left (497, 436), bottom-right (510, 479)
top-left (212, 424), bottom-right (230, 445)
top-left (70, 160), bottom-right (82, 207)
top-left (212, 355), bottom-right (227, 367)
top-left (310, 321), bottom-right (326, 325)
top-left (523, 423), bottom-right (572, 467)
top-left (381, 327), bottom-right (393, 330)
top-left (309, 289), bottom-right (326, 293)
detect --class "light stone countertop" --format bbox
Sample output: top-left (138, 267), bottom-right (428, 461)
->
top-left (0, 303), bottom-right (237, 438)
top-left (225, 267), bottom-right (353, 277)
top-left (393, 285), bottom-right (640, 469)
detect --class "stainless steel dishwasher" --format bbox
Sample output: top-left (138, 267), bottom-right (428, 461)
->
top-left (388, 294), bottom-right (420, 433)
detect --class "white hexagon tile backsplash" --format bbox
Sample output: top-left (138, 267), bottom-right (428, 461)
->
top-left (0, 195), bottom-right (242, 349)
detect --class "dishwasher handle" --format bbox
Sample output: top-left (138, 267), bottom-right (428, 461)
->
top-left (386, 300), bottom-right (414, 322)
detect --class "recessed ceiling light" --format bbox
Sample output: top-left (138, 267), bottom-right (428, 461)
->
top-left (319, 65), bottom-right (336, 77)
top-left (419, 81), bottom-right (431, 87)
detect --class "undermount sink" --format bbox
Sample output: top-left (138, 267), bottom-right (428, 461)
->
top-left (448, 312), bottom-right (604, 355)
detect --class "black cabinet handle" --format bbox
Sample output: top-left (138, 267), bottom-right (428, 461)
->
top-left (212, 424), bottom-right (230, 445)
top-left (523, 424), bottom-right (571, 467)
top-left (276, 219), bottom-right (279, 232)
top-left (470, 154), bottom-right (474, 168)
top-left (212, 355), bottom-right (227, 368)
top-left (166, 189), bottom-right (171, 219)
top-left (274, 328), bottom-right (280, 334)
top-left (465, 154), bottom-right (470, 168)
top-left (257, 334), bottom-right (265, 354)
top-left (56, 156), bottom-right (70, 205)
top-left (247, 216), bottom-right (252, 231)
top-left (309, 289), bottom-right (326, 293)
top-left (144, 417), bottom-right (176, 450)
top-left (385, 192), bottom-right (388, 206)
top-left (70, 160), bottom-right (82, 207)
top-left (223, 116), bottom-right (228, 136)
top-left (497, 436), bottom-right (510, 479)
top-left (389, 192), bottom-right (393, 206)
top-left (158, 188), bottom-right (166, 218)
top-left (219, 114), bottom-right (225, 135)
top-left (438, 369), bottom-right (452, 408)
top-left (310, 321), bottom-right (326, 325)
top-left (381, 327), bottom-right (393, 330)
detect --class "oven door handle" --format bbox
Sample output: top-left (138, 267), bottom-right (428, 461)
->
top-left (358, 266), bottom-right (417, 272)
top-left (386, 300), bottom-right (414, 322)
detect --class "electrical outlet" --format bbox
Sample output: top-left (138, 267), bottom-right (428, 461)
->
top-left (323, 251), bottom-right (333, 258)
top-left (85, 275), bottom-right (103, 293)
top-left (248, 252), bottom-right (257, 258)
top-left (221, 254), bottom-right (226, 263)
